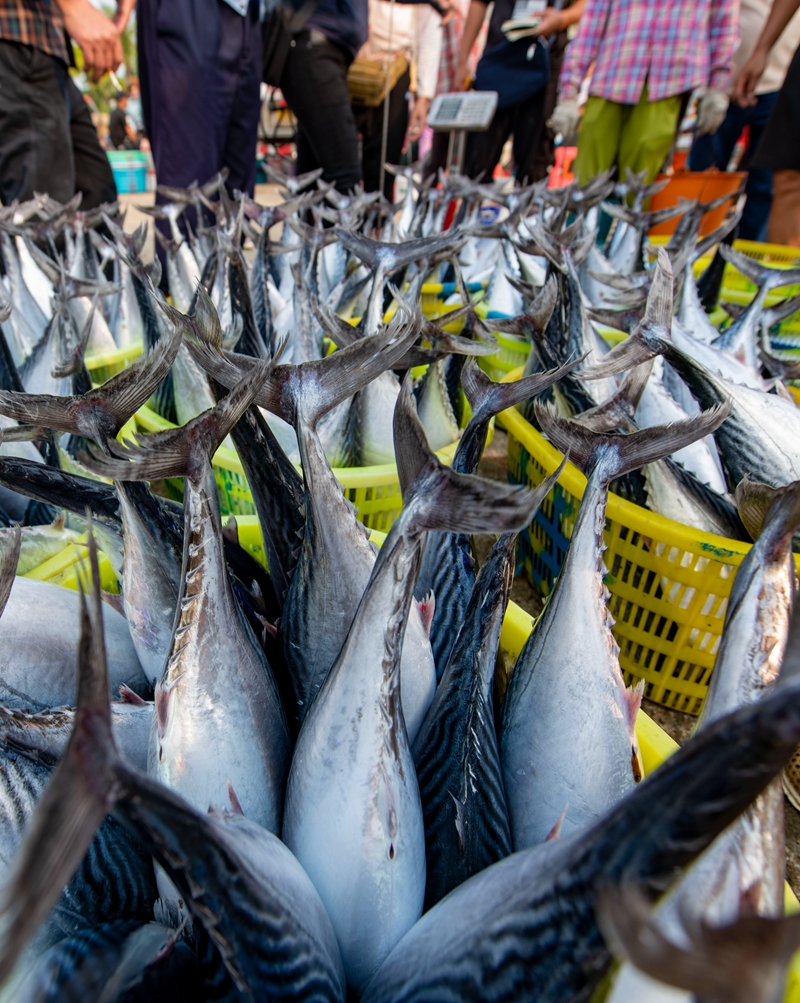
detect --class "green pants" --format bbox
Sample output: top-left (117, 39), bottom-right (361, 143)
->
top-left (573, 83), bottom-right (683, 187)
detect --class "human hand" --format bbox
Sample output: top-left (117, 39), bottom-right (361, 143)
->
top-left (455, 58), bottom-right (470, 90)
top-left (56, 0), bottom-right (123, 81)
top-left (548, 97), bottom-right (579, 144)
top-left (532, 6), bottom-right (564, 37)
top-left (407, 97), bottom-right (431, 143)
top-left (733, 48), bottom-right (768, 107)
top-left (113, 0), bottom-right (136, 34)
top-left (435, 0), bottom-right (455, 26)
top-left (695, 87), bottom-right (730, 136)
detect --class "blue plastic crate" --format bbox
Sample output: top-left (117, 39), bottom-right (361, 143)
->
top-left (107, 152), bottom-right (148, 194)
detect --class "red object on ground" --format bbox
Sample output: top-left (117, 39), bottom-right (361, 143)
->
top-left (442, 198), bottom-right (459, 230)
top-left (648, 169), bottom-right (746, 236)
top-left (548, 146), bottom-right (578, 188)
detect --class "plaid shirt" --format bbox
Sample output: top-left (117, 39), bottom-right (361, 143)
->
top-left (0, 0), bottom-right (69, 62)
top-left (560, 0), bottom-right (739, 104)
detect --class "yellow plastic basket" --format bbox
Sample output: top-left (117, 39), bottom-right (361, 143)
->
top-left (500, 368), bottom-right (800, 717)
top-left (26, 518), bottom-right (800, 1000)
top-left (85, 342), bottom-right (143, 383)
top-left (132, 403), bottom-right (463, 532)
top-left (477, 325), bottom-right (628, 381)
top-left (21, 533), bottom-right (119, 592)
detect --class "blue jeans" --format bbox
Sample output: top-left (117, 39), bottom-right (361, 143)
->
top-left (688, 91), bottom-right (778, 242)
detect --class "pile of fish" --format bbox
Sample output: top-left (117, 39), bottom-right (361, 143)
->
top-left (0, 167), bottom-right (798, 1003)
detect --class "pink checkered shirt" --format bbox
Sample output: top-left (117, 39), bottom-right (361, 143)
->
top-left (560, 0), bottom-right (739, 104)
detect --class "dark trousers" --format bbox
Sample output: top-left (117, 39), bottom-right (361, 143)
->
top-left (353, 68), bottom-right (411, 200)
top-left (688, 91), bottom-right (778, 242)
top-left (137, 0), bottom-right (262, 198)
top-left (464, 35), bottom-right (565, 184)
top-left (280, 30), bottom-right (362, 194)
top-left (0, 40), bottom-right (116, 208)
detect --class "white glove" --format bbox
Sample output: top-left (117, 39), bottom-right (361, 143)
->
top-left (548, 97), bottom-right (580, 145)
top-left (696, 87), bottom-right (730, 137)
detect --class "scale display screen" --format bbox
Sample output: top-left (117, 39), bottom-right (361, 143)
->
top-left (428, 92), bottom-right (498, 132)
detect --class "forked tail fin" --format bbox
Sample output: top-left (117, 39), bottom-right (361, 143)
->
top-left (81, 360), bottom-right (272, 483)
top-left (185, 294), bottom-right (420, 430)
top-left (535, 400), bottom-right (729, 485)
top-left (393, 374), bottom-right (565, 538)
top-left (0, 531), bottom-right (118, 985)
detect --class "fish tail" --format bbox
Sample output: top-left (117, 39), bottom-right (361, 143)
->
top-left (598, 882), bottom-right (800, 1003)
top-left (578, 248), bottom-right (676, 385)
top-left (462, 354), bottom-right (586, 426)
top-left (575, 362), bottom-right (654, 434)
top-left (0, 296), bottom-right (182, 438)
top-left (0, 523), bottom-right (20, 620)
top-left (81, 359), bottom-right (272, 482)
top-left (735, 475), bottom-right (800, 545)
top-left (187, 292), bottom-right (420, 429)
top-left (534, 399), bottom-right (729, 485)
top-left (0, 457), bottom-right (121, 526)
top-left (720, 243), bottom-right (800, 292)
top-left (394, 374), bottom-right (565, 536)
top-left (0, 529), bottom-right (118, 985)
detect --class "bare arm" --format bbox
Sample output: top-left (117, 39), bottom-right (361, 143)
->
top-left (533, 0), bottom-right (587, 39)
top-left (455, 0), bottom-right (488, 90)
top-left (733, 0), bottom-right (800, 104)
top-left (54, 0), bottom-right (128, 82)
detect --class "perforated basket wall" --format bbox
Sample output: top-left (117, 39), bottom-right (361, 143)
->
top-left (501, 396), bottom-right (800, 717)
top-left (132, 404), bottom-right (459, 532)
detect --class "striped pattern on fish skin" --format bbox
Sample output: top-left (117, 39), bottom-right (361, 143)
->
top-left (130, 269), bottom-right (178, 426)
top-left (117, 481), bottom-right (183, 686)
top-left (363, 679), bottom-right (800, 1003)
top-left (229, 249), bottom-right (267, 359)
top-left (9, 920), bottom-right (202, 1003)
top-left (414, 531), bottom-right (474, 680)
top-left (111, 770), bottom-right (347, 1003)
top-left (0, 750), bottom-right (156, 957)
top-left (413, 533), bottom-right (515, 911)
top-left (657, 350), bottom-right (800, 490)
top-left (501, 463), bottom-right (638, 850)
top-left (212, 393), bottom-right (305, 610)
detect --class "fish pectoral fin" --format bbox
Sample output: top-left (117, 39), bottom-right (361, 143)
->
top-left (545, 804), bottom-right (569, 842)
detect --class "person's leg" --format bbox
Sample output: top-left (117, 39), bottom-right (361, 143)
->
top-left (617, 86), bottom-right (683, 184)
top-left (360, 69), bottom-right (410, 198)
top-left (294, 126), bottom-right (322, 176)
top-left (137, 0), bottom-right (232, 192)
top-left (66, 75), bottom-right (117, 208)
top-left (525, 38), bottom-right (565, 183)
top-left (0, 41), bottom-right (74, 205)
top-left (280, 31), bottom-right (362, 193)
top-left (768, 170), bottom-right (800, 246)
top-left (425, 131), bottom-right (451, 180)
top-left (463, 107), bottom-right (514, 181)
top-left (688, 102), bottom-right (744, 172)
top-left (687, 133), bottom-right (716, 171)
top-left (572, 95), bottom-right (625, 186)
top-left (509, 87), bottom-right (548, 184)
top-left (218, 0), bottom-right (262, 196)
top-left (738, 92), bottom-right (778, 241)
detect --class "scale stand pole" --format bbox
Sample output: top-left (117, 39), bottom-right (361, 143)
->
top-left (445, 130), bottom-right (455, 173)
top-left (378, 0), bottom-right (397, 200)
top-left (453, 131), bottom-right (466, 175)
